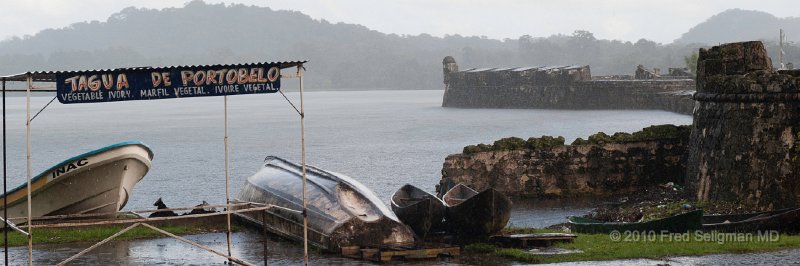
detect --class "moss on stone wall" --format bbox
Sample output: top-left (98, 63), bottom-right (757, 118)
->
top-left (463, 136), bottom-right (566, 154)
top-left (462, 125), bottom-right (688, 154)
top-left (527, 136), bottom-right (566, 150)
top-left (572, 125), bottom-right (691, 145)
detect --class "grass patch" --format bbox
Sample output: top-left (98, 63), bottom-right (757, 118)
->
top-left (464, 230), bottom-right (800, 264)
top-left (496, 247), bottom-right (540, 263)
top-left (464, 243), bottom-right (540, 263)
top-left (464, 243), bottom-right (497, 253)
top-left (0, 224), bottom-right (233, 247)
top-left (542, 232), bottom-right (800, 263)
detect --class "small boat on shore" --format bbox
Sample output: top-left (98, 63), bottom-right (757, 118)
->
top-left (568, 210), bottom-right (703, 234)
top-left (1, 141), bottom-right (153, 221)
top-left (702, 207), bottom-right (800, 233)
top-left (235, 156), bottom-right (415, 252)
top-left (391, 184), bottom-right (446, 238)
top-left (442, 183), bottom-right (512, 236)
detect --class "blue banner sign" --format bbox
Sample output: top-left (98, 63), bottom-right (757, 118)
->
top-left (56, 63), bottom-right (282, 104)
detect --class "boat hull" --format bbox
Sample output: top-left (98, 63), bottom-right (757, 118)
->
top-left (235, 156), bottom-right (415, 252)
top-left (569, 210), bottom-right (704, 234)
top-left (444, 187), bottom-right (512, 236)
top-left (702, 208), bottom-right (800, 233)
top-left (1, 142), bottom-right (152, 221)
top-left (391, 184), bottom-right (446, 238)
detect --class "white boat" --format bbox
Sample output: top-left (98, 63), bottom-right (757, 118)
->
top-left (1, 141), bottom-right (153, 221)
top-left (235, 156), bottom-right (415, 252)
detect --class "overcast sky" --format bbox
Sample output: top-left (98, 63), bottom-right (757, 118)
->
top-left (0, 0), bottom-right (797, 44)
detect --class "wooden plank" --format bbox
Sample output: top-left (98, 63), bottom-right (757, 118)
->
top-left (377, 246), bottom-right (460, 262)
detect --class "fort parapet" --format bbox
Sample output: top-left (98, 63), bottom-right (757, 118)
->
top-left (687, 41), bottom-right (800, 210)
top-left (441, 57), bottom-right (696, 115)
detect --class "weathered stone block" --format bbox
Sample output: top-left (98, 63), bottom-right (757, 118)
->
top-left (697, 41), bottom-right (773, 94)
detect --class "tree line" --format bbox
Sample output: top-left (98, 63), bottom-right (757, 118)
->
top-left (1, 1), bottom-right (797, 90)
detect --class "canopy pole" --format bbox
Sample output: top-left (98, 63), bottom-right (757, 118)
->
top-left (224, 94), bottom-right (233, 262)
top-left (3, 78), bottom-right (8, 266)
top-left (26, 74), bottom-right (33, 266)
top-left (298, 65), bottom-right (309, 266)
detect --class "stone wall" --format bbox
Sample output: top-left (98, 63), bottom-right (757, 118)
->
top-left (437, 126), bottom-right (690, 198)
top-left (441, 57), bottom-right (697, 115)
top-left (686, 41), bottom-right (800, 210)
top-left (442, 79), bottom-right (696, 115)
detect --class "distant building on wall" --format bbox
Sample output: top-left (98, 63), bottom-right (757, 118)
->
top-left (635, 65), bottom-right (693, 80)
top-left (440, 56), bottom-right (696, 115)
top-left (442, 57), bottom-right (591, 92)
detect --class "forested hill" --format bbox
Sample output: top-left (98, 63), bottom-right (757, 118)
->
top-left (675, 9), bottom-right (800, 45)
top-left (0, 1), bottom-right (796, 90)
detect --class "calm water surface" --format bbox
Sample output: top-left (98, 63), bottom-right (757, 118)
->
top-left (1, 89), bottom-right (691, 264)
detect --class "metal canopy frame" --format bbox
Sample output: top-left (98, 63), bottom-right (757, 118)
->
top-left (1, 61), bottom-right (312, 266)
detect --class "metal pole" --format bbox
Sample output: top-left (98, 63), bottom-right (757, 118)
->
top-left (298, 65), bottom-right (309, 266)
top-left (224, 94), bottom-right (233, 262)
top-left (26, 74), bottom-right (33, 266)
top-left (2, 78), bottom-right (7, 266)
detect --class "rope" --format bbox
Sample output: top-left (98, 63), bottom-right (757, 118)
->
top-left (29, 96), bottom-right (57, 123)
top-left (279, 90), bottom-right (302, 116)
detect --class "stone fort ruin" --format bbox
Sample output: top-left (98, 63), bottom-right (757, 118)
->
top-left (441, 56), bottom-right (696, 115)
top-left (439, 41), bottom-right (800, 209)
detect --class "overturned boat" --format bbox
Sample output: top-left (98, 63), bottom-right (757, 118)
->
top-left (1, 141), bottom-right (153, 221)
top-left (391, 184), bottom-right (446, 238)
top-left (442, 183), bottom-right (512, 236)
top-left (235, 156), bottom-right (415, 252)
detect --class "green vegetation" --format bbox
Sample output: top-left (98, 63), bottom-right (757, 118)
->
top-left (492, 137), bottom-right (527, 151)
top-left (618, 200), bottom-right (694, 222)
top-left (571, 124), bottom-right (691, 145)
top-left (539, 233), bottom-right (800, 263)
top-left (464, 232), bottom-right (800, 264)
top-left (463, 136), bottom-right (565, 154)
top-left (527, 136), bottom-right (566, 150)
top-left (462, 125), bottom-right (688, 154)
top-left (0, 224), bottom-right (231, 247)
top-left (465, 243), bottom-right (540, 263)
top-left (496, 247), bottom-right (540, 263)
top-left (464, 243), bottom-right (497, 253)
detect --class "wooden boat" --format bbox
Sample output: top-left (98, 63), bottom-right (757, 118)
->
top-left (702, 207), bottom-right (800, 233)
top-left (1, 141), bottom-right (153, 221)
top-left (442, 183), bottom-right (512, 236)
top-left (390, 184), bottom-right (446, 238)
top-left (568, 210), bottom-right (703, 234)
top-left (235, 156), bottom-right (415, 252)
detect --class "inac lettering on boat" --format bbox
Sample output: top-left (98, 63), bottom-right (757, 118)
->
top-left (51, 158), bottom-right (89, 180)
